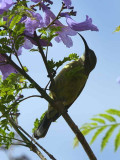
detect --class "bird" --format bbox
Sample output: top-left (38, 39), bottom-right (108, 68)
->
top-left (34, 33), bottom-right (97, 139)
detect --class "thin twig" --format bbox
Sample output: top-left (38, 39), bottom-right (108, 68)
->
top-left (18, 126), bottom-right (56, 160)
top-left (34, 32), bottom-right (55, 88)
top-left (46, 3), bottom-right (64, 29)
top-left (14, 50), bottom-right (25, 72)
top-left (9, 143), bottom-right (27, 147)
top-left (45, 80), bottom-right (51, 90)
top-left (8, 117), bottom-right (47, 160)
top-left (0, 95), bottom-right (42, 118)
top-left (17, 95), bottom-right (42, 104)
top-left (0, 135), bottom-right (25, 143)
top-left (45, 45), bottom-right (49, 59)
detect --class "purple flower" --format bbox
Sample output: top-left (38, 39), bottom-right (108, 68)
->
top-left (117, 77), bottom-right (120, 84)
top-left (55, 26), bottom-right (77, 48)
top-left (23, 38), bottom-right (33, 49)
top-left (15, 47), bottom-right (22, 56)
top-left (66, 15), bottom-right (99, 31)
top-left (22, 11), bottom-right (44, 34)
top-left (44, 12), bottom-right (50, 26)
top-left (31, 0), bottom-right (42, 2)
top-left (42, 3), bottom-right (77, 47)
top-left (62, 0), bottom-right (71, 8)
top-left (24, 32), bottom-right (52, 47)
top-left (31, 0), bottom-right (53, 4)
top-left (0, 0), bottom-right (13, 14)
top-left (0, 54), bottom-right (18, 80)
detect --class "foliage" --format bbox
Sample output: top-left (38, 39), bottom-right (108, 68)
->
top-left (0, 74), bottom-right (33, 148)
top-left (114, 25), bottom-right (120, 32)
top-left (48, 53), bottom-right (79, 70)
top-left (73, 108), bottom-right (120, 151)
top-left (32, 111), bottom-right (47, 133)
top-left (0, 0), bottom-right (99, 159)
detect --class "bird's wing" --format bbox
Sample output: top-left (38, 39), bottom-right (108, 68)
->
top-left (64, 82), bottom-right (86, 110)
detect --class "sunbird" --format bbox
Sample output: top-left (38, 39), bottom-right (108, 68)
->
top-left (34, 34), bottom-right (97, 139)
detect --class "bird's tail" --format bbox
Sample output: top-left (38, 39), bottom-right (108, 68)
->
top-left (34, 113), bottom-right (51, 139)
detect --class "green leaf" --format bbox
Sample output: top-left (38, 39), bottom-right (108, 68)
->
top-left (32, 111), bottom-right (47, 133)
top-left (90, 126), bottom-right (107, 144)
top-left (30, 48), bottom-right (39, 52)
top-left (0, 30), bottom-right (7, 36)
top-left (91, 118), bottom-right (106, 124)
top-left (73, 137), bottom-right (79, 148)
top-left (47, 53), bottom-right (79, 70)
top-left (81, 127), bottom-right (96, 135)
top-left (69, 53), bottom-right (79, 60)
top-left (0, 37), bottom-right (10, 45)
top-left (9, 15), bottom-right (22, 29)
top-left (0, 18), bottom-right (6, 26)
top-left (106, 109), bottom-right (120, 117)
top-left (2, 45), bottom-right (13, 53)
top-left (114, 129), bottom-right (120, 151)
top-left (98, 114), bottom-right (116, 122)
top-left (13, 23), bottom-right (25, 36)
top-left (101, 125), bottom-right (117, 151)
top-left (89, 123), bottom-right (98, 126)
top-left (32, 118), bottom-right (40, 133)
top-left (39, 111), bottom-right (47, 123)
top-left (15, 36), bottom-right (25, 50)
top-left (114, 25), bottom-right (120, 32)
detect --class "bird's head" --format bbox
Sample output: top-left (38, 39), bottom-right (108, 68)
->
top-left (78, 33), bottom-right (97, 74)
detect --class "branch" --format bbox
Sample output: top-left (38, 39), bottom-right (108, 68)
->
top-left (1, 54), bottom-right (56, 160)
top-left (0, 135), bottom-right (25, 143)
top-left (9, 117), bottom-right (56, 160)
top-left (17, 95), bottom-right (42, 104)
top-left (14, 50), bottom-right (25, 72)
top-left (62, 112), bottom-right (97, 160)
top-left (2, 54), bottom-right (53, 104)
top-left (46, 3), bottom-right (64, 29)
top-left (33, 32), bottom-right (55, 88)
top-left (18, 125), bottom-right (56, 160)
top-left (51, 101), bottom-right (97, 160)
top-left (8, 117), bottom-right (47, 160)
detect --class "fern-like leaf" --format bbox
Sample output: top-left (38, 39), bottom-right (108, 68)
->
top-left (74, 108), bottom-right (120, 151)
top-left (9, 15), bottom-right (22, 29)
top-left (73, 137), bottom-right (79, 148)
top-left (114, 25), bottom-right (120, 32)
top-left (81, 127), bottom-right (96, 136)
top-left (101, 125), bottom-right (117, 151)
top-left (91, 118), bottom-right (106, 124)
top-left (106, 109), bottom-right (120, 117)
top-left (90, 126), bottom-right (107, 144)
top-left (98, 114), bottom-right (116, 122)
top-left (114, 129), bottom-right (120, 151)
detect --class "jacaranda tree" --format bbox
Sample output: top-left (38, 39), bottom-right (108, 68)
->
top-left (0, 0), bottom-right (100, 159)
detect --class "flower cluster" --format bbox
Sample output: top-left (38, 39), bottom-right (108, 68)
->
top-left (0, 0), bottom-right (99, 79)
top-left (0, 0), bottom-right (13, 14)
top-left (0, 54), bottom-right (18, 80)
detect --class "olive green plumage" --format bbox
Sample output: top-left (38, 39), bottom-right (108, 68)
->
top-left (34, 34), bottom-right (97, 139)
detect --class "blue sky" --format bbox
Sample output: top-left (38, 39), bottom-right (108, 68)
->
top-left (1, 0), bottom-right (120, 160)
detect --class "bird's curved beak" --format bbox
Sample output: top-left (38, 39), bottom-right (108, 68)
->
top-left (78, 33), bottom-right (89, 56)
